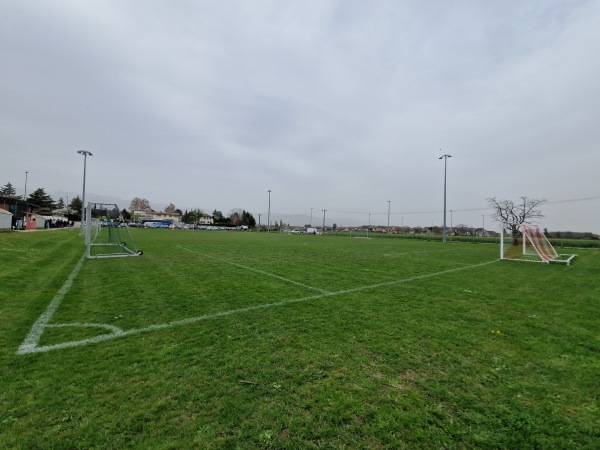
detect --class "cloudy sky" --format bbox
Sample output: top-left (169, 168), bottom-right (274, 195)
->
top-left (2, 0), bottom-right (599, 232)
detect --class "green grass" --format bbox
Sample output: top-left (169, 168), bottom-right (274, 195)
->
top-left (1, 229), bottom-right (599, 448)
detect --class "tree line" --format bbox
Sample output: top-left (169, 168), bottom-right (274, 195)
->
top-left (2, 184), bottom-right (592, 235)
top-left (1, 185), bottom-right (258, 227)
top-left (1, 182), bottom-right (85, 219)
top-left (129, 197), bottom-right (256, 227)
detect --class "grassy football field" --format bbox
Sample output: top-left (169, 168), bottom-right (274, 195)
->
top-left (1, 229), bottom-right (598, 448)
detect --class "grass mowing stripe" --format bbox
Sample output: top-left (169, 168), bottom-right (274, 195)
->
top-left (177, 244), bottom-right (333, 294)
top-left (18, 256), bottom-right (498, 354)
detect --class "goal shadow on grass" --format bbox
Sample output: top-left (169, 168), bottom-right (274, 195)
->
top-left (17, 250), bottom-right (498, 355)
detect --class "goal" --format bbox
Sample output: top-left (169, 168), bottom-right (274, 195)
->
top-left (500, 222), bottom-right (576, 265)
top-left (85, 202), bottom-right (142, 258)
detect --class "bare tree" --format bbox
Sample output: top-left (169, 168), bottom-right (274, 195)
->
top-left (487, 196), bottom-right (545, 226)
top-left (228, 208), bottom-right (243, 225)
top-left (129, 197), bottom-right (151, 212)
top-left (164, 203), bottom-right (177, 213)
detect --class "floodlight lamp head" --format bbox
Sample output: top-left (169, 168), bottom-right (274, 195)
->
top-left (77, 150), bottom-right (93, 156)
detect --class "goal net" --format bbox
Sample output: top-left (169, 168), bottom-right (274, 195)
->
top-left (500, 222), bottom-right (575, 265)
top-left (85, 203), bottom-right (142, 258)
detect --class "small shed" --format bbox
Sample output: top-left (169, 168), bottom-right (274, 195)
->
top-left (0, 208), bottom-right (13, 230)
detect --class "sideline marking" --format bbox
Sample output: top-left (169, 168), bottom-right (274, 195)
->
top-left (17, 254), bottom-right (87, 355)
top-left (177, 245), bottom-right (332, 295)
top-left (18, 257), bottom-right (498, 355)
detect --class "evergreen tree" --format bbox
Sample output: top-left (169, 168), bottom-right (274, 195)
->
top-left (70, 196), bottom-right (83, 220)
top-left (212, 210), bottom-right (225, 223)
top-left (0, 182), bottom-right (17, 197)
top-left (121, 209), bottom-right (131, 220)
top-left (182, 208), bottom-right (203, 224)
top-left (241, 210), bottom-right (256, 228)
top-left (27, 188), bottom-right (55, 211)
top-left (109, 206), bottom-right (120, 220)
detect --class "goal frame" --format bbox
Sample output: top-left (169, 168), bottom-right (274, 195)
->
top-left (500, 222), bottom-right (576, 265)
top-left (85, 202), bottom-right (142, 259)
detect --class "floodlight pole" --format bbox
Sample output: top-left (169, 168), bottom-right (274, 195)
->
top-left (387, 200), bottom-right (391, 233)
top-left (257, 213), bottom-right (261, 229)
top-left (439, 153), bottom-right (452, 242)
top-left (322, 209), bottom-right (326, 235)
top-left (23, 171), bottom-right (28, 229)
top-left (267, 190), bottom-right (271, 232)
top-left (310, 207), bottom-right (313, 226)
top-left (77, 150), bottom-right (93, 229)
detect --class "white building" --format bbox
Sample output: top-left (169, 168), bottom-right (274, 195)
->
top-left (133, 210), bottom-right (181, 224)
top-left (0, 208), bottom-right (13, 230)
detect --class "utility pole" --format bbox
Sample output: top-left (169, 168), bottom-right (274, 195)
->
top-left (267, 190), bottom-right (271, 232)
top-left (387, 200), bottom-right (391, 233)
top-left (439, 153), bottom-right (452, 242)
top-left (23, 171), bottom-right (28, 229)
top-left (77, 150), bottom-right (93, 229)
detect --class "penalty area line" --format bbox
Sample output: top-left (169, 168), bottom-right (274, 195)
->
top-left (177, 245), bottom-right (332, 295)
top-left (18, 258), bottom-right (498, 354)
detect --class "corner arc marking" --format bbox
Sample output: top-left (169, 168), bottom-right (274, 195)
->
top-left (17, 254), bottom-right (87, 355)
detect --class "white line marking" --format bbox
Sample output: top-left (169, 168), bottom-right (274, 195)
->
top-left (46, 323), bottom-right (125, 334)
top-left (17, 254), bottom-right (86, 355)
top-left (18, 258), bottom-right (498, 354)
top-left (177, 245), bottom-right (332, 294)
top-left (383, 248), bottom-right (468, 257)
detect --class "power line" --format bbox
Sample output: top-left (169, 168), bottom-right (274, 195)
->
top-left (545, 196), bottom-right (600, 205)
top-left (326, 196), bottom-right (599, 216)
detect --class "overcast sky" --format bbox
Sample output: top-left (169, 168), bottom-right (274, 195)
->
top-left (2, 0), bottom-right (599, 232)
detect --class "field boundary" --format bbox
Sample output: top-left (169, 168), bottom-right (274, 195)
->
top-left (17, 249), bottom-right (498, 355)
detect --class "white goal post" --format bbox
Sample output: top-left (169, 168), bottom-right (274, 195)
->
top-left (85, 202), bottom-right (142, 259)
top-left (500, 222), bottom-right (576, 265)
